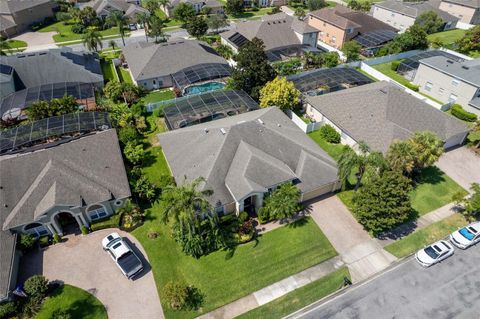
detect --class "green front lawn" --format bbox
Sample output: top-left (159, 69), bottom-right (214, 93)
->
top-left (38, 20), bottom-right (124, 43)
top-left (384, 213), bottom-right (468, 258)
top-left (236, 267), bottom-right (350, 319)
top-left (228, 8), bottom-right (272, 20)
top-left (36, 284), bottom-right (107, 319)
top-left (2, 39), bottom-right (27, 53)
top-left (427, 29), bottom-right (466, 46)
top-left (410, 166), bottom-right (467, 216)
top-left (132, 216), bottom-right (337, 319)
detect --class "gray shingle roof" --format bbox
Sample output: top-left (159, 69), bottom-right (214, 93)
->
top-left (158, 107), bottom-right (338, 206)
top-left (123, 40), bottom-right (228, 82)
top-left (0, 15), bottom-right (16, 31)
top-left (442, 0), bottom-right (480, 8)
top-left (86, 0), bottom-right (149, 17)
top-left (375, 0), bottom-right (458, 21)
top-left (2, 48), bottom-right (103, 89)
top-left (0, 230), bottom-right (16, 301)
top-left (306, 81), bottom-right (470, 153)
top-left (419, 56), bottom-right (480, 87)
top-left (0, 0), bottom-right (53, 14)
top-left (0, 129), bottom-right (131, 230)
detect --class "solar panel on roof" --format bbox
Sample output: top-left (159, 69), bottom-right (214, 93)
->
top-left (228, 32), bottom-right (249, 48)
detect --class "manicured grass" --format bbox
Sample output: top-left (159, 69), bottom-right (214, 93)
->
top-left (36, 284), bottom-right (107, 319)
top-left (410, 166), bottom-right (467, 216)
top-left (236, 267), bottom-right (350, 319)
top-left (154, 9), bottom-right (183, 27)
top-left (228, 8), bottom-right (272, 20)
top-left (141, 89), bottom-right (175, 105)
top-left (384, 213), bottom-right (468, 258)
top-left (100, 59), bottom-right (118, 82)
top-left (308, 131), bottom-right (346, 161)
top-left (372, 62), bottom-right (411, 86)
top-left (118, 67), bottom-right (133, 83)
top-left (356, 68), bottom-right (379, 81)
top-left (427, 29), bottom-right (466, 46)
top-left (132, 216), bottom-right (337, 319)
top-left (38, 20), bottom-right (124, 43)
top-left (2, 39), bottom-right (27, 53)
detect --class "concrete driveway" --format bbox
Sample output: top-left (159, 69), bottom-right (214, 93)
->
top-left (436, 146), bottom-right (480, 192)
top-left (20, 229), bottom-right (164, 319)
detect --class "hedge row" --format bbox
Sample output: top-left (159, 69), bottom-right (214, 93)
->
top-left (450, 104), bottom-right (478, 122)
top-left (90, 214), bottom-right (121, 232)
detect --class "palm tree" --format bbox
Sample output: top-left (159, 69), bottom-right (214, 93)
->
top-left (134, 12), bottom-right (150, 42)
top-left (158, 0), bottom-right (170, 12)
top-left (106, 10), bottom-right (129, 46)
top-left (409, 131), bottom-right (444, 170)
top-left (386, 140), bottom-right (416, 175)
top-left (82, 29), bottom-right (103, 52)
top-left (263, 183), bottom-right (300, 221)
top-left (109, 39), bottom-right (116, 51)
top-left (160, 177), bottom-right (212, 230)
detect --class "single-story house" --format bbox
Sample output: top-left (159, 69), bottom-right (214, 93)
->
top-left (158, 107), bottom-right (340, 215)
top-left (413, 56), bottom-right (480, 115)
top-left (439, 0), bottom-right (480, 24)
top-left (220, 13), bottom-right (320, 61)
top-left (372, 0), bottom-right (458, 32)
top-left (80, 0), bottom-right (149, 20)
top-left (307, 5), bottom-right (397, 49)
top-left (161, 0), bottom-right (224, 17)
top-left (0, 126), bottom-right (131, 301)
top-left (123, 39), bottom-right (231, 90)
top-left (305, 81), bottom-right (470, 153)
top-left (0, 0), bottom-right (57, 37)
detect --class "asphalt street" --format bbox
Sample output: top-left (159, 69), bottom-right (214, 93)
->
top-left (289, 244), bottom-right (480, 319)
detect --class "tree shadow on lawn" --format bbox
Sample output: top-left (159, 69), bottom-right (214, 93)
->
top-left (413, 166), bottom-right (446, 186)
top-left (375, 209), bottom-right (420, 241)
top-left (140, 148), bottom-right (160, 168)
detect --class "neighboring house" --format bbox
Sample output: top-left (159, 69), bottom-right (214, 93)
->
top-left (308, 5), bottom-right (397, 49)
top-left (0, 0), bottom-right (57, 37)
top-left (372, 0), bottom-right (458, 32)
top-left (158, 107), bottom-right (340, 215)
top-left (220, 13), bottom-right (320, 61)
top-left (0, 124), bottom-right (130, 301)
top-left (413, 56), bottom-right (480, 115)
top-left (305, 81), bottom-right (470, 153)
top-left (162, 0), bottom-right (224, 17)
top-left (0, 47), bottom-right (103, 119)
top-left (123, 39), bottom-right (231, 90)
top-left (81, 0), bottom-right (149, 20)
top-left (439, 0), bottom-right (480, 24)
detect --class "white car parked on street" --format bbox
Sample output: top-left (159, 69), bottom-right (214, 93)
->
top-left (415, 240), bottom-right (454, 267)
top-left (449, 222), bottom-right (480, 249)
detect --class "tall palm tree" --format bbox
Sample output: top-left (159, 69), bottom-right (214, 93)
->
top-left (106, 10), bottom-right (129, 46)
top-left (82, 29), bottom-right (103, 52)
top-left (108, 39), bottom-right (116, 51)
top-left (134, 12), bottom-right (150, 42)
top-left (158, 0), bottom-right (170, 12)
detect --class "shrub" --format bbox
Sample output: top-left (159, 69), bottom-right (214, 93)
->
top-left (52, 309), bottom-right (72, 319)
top-left (19, 233), bottom-right (37, 251)
top-left (0, 301), bottom-right (17, 318)
top-left (163, 281), bottom-right (188, 310)
top-left (81, 225), bottom-right (89, 235)
top-left (257, 207), bottom-right (271, 224)
top-left (120, 204), bottom-right (144, 230)
top-left (90, 214), bottom-right (121, 231)
top-left (118, 126), bottom-right (139, 145)
top-left (147, 229), bottom-right (159, 239)
top-left (71, 23), bottom-right (85, 34)
top-left (405, 82), bottom-right (419, 92)
top-left (39, 235), bottom-right (50, 248)
top-left (319, 124), bottom-right (341, 144)
top-left (451, 104), bottom-right (478, 122)
top-left (24, 275), bottom-right (49, 299)
top-left (391, 60), bottom-right (401, 71)
top-left (238, 211), bottom-right (249, 222)
top-left (53, 233), bottom-right (61, 244)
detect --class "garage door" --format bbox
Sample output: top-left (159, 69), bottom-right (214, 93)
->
top-left (444, 132), bottom-right (468, 150)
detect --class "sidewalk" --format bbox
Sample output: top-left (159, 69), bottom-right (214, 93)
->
top-left (197, 256), bottom-right (344, 319)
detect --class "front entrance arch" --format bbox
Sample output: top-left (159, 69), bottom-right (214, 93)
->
top-left (54, 212), bottom-right (82, 235)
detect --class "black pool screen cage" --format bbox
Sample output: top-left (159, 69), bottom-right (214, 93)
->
top-left (0, 112), bottom-right (110, 154)
top-left (287, 67), bottom-right (374, 96)
top-left (171, 63), bottom-right (232, 89)
top-left (354, 30), bottom-right (398, 49)
top-left (163, 90), bottom-right (259, 130)
top-left (396, 50), bottom-right (465, 81)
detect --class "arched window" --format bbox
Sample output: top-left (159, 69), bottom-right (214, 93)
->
top-left (24, 223), bottom-right (49, 237)
top-left (88, 204), bottom-right (108, 221)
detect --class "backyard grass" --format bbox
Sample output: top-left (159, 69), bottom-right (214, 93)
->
top-left (410, 166), bottom-right (467, 216)
top-left (36, 284), bottom-right (107, 319)
top-left (427, 29), bottom-right (466, 47)
top-left (384, 213), bottom-right (468, 258)
top-left (132, 216), bottom-right (337, 319)
top-left (356, 68), bottom-right (379, 82)
top-left (117, 67), bottom-right (133, 83)
top-left (236, 267), bottom-right (350, 319)
top-left (38, 21), bottom-right (124, 43)
top-left (308, 131), bottom-right (347, 161)
top-left (100, 59), bottom-right (118, 82)
top-left (228, 8), bottom-right (272, 20)
top-left (141, 89), bottom-right (176, 105)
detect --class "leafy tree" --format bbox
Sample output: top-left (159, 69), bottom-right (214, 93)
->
top-left (68, 7), bottom-right (82, 23)
top-left (414, 10), bottom-right (444, 34)
top-left (456, 183), bottom-right (480, 221)
top-left (378, 24), bottom-right (428, 55)
top-left (294, 8), bottom-right (306, 19)
top-left (144, 0), bottom-right (160, 14)
top-left (353, 170), bottom-right (412, 235)
top-left (215, 44), bottom-right (233, 59)
top-left (409, 131), bottom-right (444, 170)
top-left (118, 126), bottom-right (139, 144)
top-left (28, 95), bottom-right (78, 121)
top-left (386, 140), bottom-right (416, 175)
top-left (0, 302), bottom-right (17, 319)
top-left (124, 141), bottom-right (145, 165)
top-left (347, 0), bottom-right (371, 11)
top-left (24, 275), bottom-right (49, 299)
top-left (106, 10), bottom-right (129, 46)
top-left (186, 16), bottom-right (208, 38)
top-left (225, 0), bottom-right (244, 16)
top-left (149, 15), bottom-right (168, 43)
top-left (342, 40), bottom-right (362, 62)
top-left (56, 11), bottom-right (71, 22)
top-left (132, 175), bottom-right (157, 202)
top-left (307, 0), bottom-right (327, 11)
top-left (173, 3), bottom-right (196, 25)
top-left (272, 58), bottom-right (302, 76)
top-left (104, 81), bottom-right (144, 104)
top-left (135, 12), bottom-right (150, 42)
top-left (263, 183), bottom-right (300, 220)
top-left (259, 77), bottom-right (300, 111)
top-left (319, 124), bottom-right (340, 143)
top-left (104, 81), bottom-right (123, 100)
top-left (323, 51), bottom-right (339, 67)
top-left (79, 6), bottom-right (97, 26)
top-left (201, 6), bottom-right (213, 15)
top-left (82, 29), bottom-right (103, 52)
top-left (456, 25), bottom-right (480, 54)
top-left (230, 38), bottom-right (277, 99)
top-left (207, 14), bottom-right (228, 33)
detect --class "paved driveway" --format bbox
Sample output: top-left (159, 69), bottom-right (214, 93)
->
top-left (20, 229), bottom-right (164, 319)
top-left (436, 146), bottom-right (480, 192)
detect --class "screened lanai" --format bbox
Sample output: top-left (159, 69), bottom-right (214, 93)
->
top-left (171, 63), bottom-right (232, 89)
top-left (397, 50), bottom-right (465, 81)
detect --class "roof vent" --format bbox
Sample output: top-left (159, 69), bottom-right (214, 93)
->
top-left (462, 65), bottom-right (469, 70)
top-left (220, 128), bottom-right (226, 135)
top-left (446, 59), bottom-right (454, 64)
top-left (277, 123), bottom-right (281, 127)
top-left (204, 128), bottom-right (209, 133)
top-left (379, 88), bottom-right (388, 94)
top-left (257, 118), bottom-right (264, 125)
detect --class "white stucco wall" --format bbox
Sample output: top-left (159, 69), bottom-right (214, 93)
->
top-left (372, 6), bottom-right (415, 32)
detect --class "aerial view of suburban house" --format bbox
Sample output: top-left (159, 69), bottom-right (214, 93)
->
top-left (80, 0), bottom-right (149, 20)
top-left (162, 0), bottom-right (224, 17)
top-left (372, 0), bottom-right (458, 32)
top-left (220, 13), bottom-right (320, 61)
top-left (439, 0), bottom-right (480, 24)
top-left (305, 81), bottom-right (470, 152)
top-left (307, 5), bottom-right (397, 50)
top-left (123, 39), bottom-right (231, 91)
top-left (0, 113), bottom-right (130, 302)
top-left (0, 48), bottom-right (103, 120)
top-left (158, 107), bottom-right (339, 215)
top-left (0, 0), bottom-right (57, 37)
top-left (413, 57), bottom-right (480, 115)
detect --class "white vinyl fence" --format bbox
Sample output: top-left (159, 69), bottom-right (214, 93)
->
top-left (289, 110), bottom-right (322, 133)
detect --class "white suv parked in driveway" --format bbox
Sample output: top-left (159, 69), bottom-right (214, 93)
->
top-left (415, 240), bottom-right (454, 267)
top-left (450, 222), bottom-right (480, 249)
top-left (102, 232), bottom-right (143, 279)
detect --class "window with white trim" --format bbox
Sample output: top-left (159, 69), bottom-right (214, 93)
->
top-left (448, 93), bottom-right (458, 102)
top-left (24, 223), bottom-right (49, 237)
top-left (88, 205), bottom-right (108, 220)
top-left (424, 82), bottom-right (433, 92)
top-left (451, 79), bottom-right (459, 86)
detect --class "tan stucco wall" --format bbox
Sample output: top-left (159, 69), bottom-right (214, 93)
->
top-left (439, 1), bottom-right (480, 24)
top-left (308, 15), bottom-right (347, 48)
top-left (372, 5), bottom-right (415, 32)
top-left (413, 63), bottom-right (480, 115)
top-left (9, 2), bottom-right (56, 35)
top-left (301, 182), bottom-right (338, 202)
top-left (223, 202), bottom-right (237, 214)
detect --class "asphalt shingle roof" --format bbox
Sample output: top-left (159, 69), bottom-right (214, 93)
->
top-left (420, 56), bottom-right (480, 87)
top-left (158, 107), bottom-right (338, 207)
top-left (306, 81), bottom-right (469, 153)
top-left (0, 0), bottom-right (52, 14)
top-left (442, 0), bottom-right (480, 8)
top-left (375, 0), bottom-right (458, 21)
top-left (0, 230), bottom-right (15, 301)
